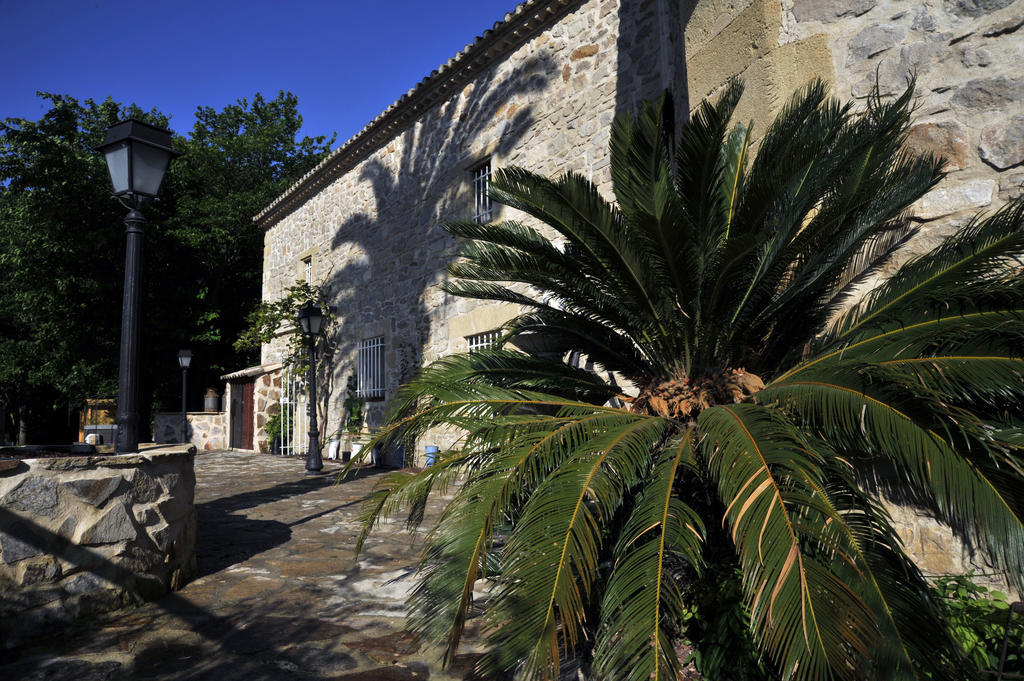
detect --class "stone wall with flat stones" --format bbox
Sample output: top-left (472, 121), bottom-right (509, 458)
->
top-left (685, 0), bottom-right (1022, 258)
top-left (0, 448), bottom-right (197, 647)
top-left (260, 0), bottom-right (670, 460)
top-left (154, 412), bottom-right (228, 451)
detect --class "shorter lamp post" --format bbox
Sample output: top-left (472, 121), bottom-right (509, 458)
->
top-left (95, 119), bottom-right (180, 453)
top-left (178, 350), bottom-right (192, 443)
top-left (297, 301), bottom-right (325, 474)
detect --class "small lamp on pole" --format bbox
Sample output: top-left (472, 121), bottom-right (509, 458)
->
top-left (177, 350), bottom-right (192, 444)
top-left (297, 301), bottom-right (325, 475)
top-left (95, 119), bottom-right (180, 453)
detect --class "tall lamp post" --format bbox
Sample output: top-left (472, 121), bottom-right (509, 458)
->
top-left (177, 350), bottom-right (192, 444)
top-left (297, 301), bottom-right (325, 475)
top-left (95, 119), bottom-right (180, 453)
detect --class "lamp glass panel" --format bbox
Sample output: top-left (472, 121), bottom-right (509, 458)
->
top-left (178, 350), bottom-right (192, 369)
top-left (103, 142), bottom-right (130, 194)
top-left (307, 308), bottom-right (324, 336)
top-left (132, 143), bottom-right (172, 197)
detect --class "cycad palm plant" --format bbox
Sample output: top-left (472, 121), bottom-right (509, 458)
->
top-left (357, 80), bottom-right (1024, 681)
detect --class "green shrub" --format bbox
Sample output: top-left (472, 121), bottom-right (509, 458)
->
top-left (931, 574), bottom-right (1024, 676)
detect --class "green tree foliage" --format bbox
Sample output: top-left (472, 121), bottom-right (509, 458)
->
top-left (161, 92), bottom-right (334, 370)
top-left (931, 575), bottom-right (1024, 676)
top-left (235, 281), bottom-right (340, 442)
top-left (0, 91), bottom-right (333, 442)
top-left (358, 80), bottom-right (1024, 680)
top-left (0, 94), bottom-right (164, 442)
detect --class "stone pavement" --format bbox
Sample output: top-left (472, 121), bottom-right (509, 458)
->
top-left (1, 450), bottom-right (482, 680)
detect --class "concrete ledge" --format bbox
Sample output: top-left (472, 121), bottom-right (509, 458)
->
top-left (0, 446), bottom-right (197, 648)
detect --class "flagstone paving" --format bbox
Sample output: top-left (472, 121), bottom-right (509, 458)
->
top-left (1, 450), bottom-right (483, 680)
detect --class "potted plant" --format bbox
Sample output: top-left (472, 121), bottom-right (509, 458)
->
top-left (264, 408), bottom-right (282, 455)
top-left (341, 374), bottom-right (364, 463)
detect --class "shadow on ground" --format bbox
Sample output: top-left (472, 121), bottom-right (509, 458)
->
top-left (194, 464), bottom-right (387, 577)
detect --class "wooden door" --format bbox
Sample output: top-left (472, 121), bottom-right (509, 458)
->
top-left (241, 381), bottom-right (255, 450)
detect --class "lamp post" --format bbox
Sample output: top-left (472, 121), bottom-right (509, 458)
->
top-left (297, 301), bottom-right (325, 475)
top-left (177, 350), bottom-right (192, 444)
top-left (95, 119), bottom-right (180, 453)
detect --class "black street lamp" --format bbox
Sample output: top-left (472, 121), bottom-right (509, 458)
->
top-left (297, 301), bottom-right (325, 475)
top-left (95, 119), bottom-right (180, 453)
top-left (177, 350), bottom-right (192, 443)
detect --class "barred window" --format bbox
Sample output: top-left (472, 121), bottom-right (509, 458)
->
top-left (467, 330), bottom-right (500, 353)
top-left (472, 159), bottom-right (492, 224)
top-left (357, 337), bottom-right (385, 399)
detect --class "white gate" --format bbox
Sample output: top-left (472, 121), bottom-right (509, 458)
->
top-left (278, 368), bottom-right (309, 457)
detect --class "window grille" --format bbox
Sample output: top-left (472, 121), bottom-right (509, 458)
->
top-left (278, 368), bottom-right (308, 457)
top-left (357, 337), bottom-right (385, 399)
top-left (467, 330), bottom-right (500, 353)
top-left (472, 159), bottom-right (492, 224)
top-left (303, 257), bottom-right (312, 286)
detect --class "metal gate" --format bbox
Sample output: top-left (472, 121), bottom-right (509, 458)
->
top-left (278, 368), bottom-right (308, 457)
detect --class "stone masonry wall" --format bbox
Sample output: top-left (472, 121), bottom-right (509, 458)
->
top-left (154, 412), bottom-right (228, 451)
top-left (259, 0), bottom-right (1021, 477)
top-left (260, 0), bottom-right (669, 463)
top-left (0, 448), bottom-right (197, 647)
top-left (685, 0), bottom-right (1022, 253)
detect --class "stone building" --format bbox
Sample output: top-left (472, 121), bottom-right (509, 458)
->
top-left (230, 0), bottom-right (1023, 481)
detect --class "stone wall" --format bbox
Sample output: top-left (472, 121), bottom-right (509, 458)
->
top-left (685, 0), bottom-right (1022, 241)
top-left (154, 412), bottom-right (228, 451)
top-left (0, 447), bottom-right (197, 647)
top-left (256, 0), bottom-right (1022, 475)
top-left (258, 0), bottom-right (670, 463)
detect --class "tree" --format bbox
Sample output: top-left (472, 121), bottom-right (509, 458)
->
top-left (358, 80), bottom-right (1024, 681)
top-left (149, 91), bottom-right (334, 411)
top-left (0, 94), bottom-right (167, 443)
top-left (235, 280), bottom-right (341, 446)
top-left (0, 91), bottom-right (333, 442)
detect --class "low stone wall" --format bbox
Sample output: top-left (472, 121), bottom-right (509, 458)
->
top-left (154, 412), bottom-right (227, 451)
top-left (0, 446), bottom-right (197, 648)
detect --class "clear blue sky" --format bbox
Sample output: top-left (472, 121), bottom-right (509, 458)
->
top-left (1, 0), bottom-right (520, 144)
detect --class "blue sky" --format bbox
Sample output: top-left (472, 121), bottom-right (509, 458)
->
top-left (1, 0), bottom-right (521, 144)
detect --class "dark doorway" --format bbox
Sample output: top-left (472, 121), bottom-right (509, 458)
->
top-left (229, 380), bottom-right (255, 450)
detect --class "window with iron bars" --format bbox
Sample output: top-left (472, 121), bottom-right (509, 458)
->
top-left (357, 336), bottom-right (385, 399)
top-left (472, 159), bottom-right (492, 224)
top-left (467, 330), bottom-right (500, 353)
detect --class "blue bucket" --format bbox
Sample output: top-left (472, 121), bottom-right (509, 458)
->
top-left (424, 445), bottom-right (439, 467)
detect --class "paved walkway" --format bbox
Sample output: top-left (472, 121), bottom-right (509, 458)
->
top-left (2, 450), bottom-right (481, 681)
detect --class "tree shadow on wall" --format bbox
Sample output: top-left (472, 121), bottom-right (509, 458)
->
top-left (615, 1), bottom-right (695, 128)
top-left (316, 50), bottom-right (557, 445)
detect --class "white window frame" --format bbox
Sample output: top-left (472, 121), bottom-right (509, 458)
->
top-left (357, 336), bottom-right (385, 399)
top-left (467, 330), bottom-right (500, 353)
top-left (302, 257), bottom-right (312, 286)
top-left (472, 159), bottom-right (492, 224)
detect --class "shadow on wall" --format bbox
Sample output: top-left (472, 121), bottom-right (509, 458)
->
top-left (616, 0), bottom-right (694, 127)
top-left (317, 50), bottom-right (558, 442)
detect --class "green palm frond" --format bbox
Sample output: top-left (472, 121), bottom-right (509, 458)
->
top-left (593, 430), bottom-right (705, 681)
top-left (831, 199), bottom-right (1024, 342)
top-left (759, 375), bottom-right (1024, 589)
top-left (699, 403), bottom-right (876, 680)
top-left (816, 465), bottom-right (971, 680)
top-left (482, 415), bottom-right (669, 679)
